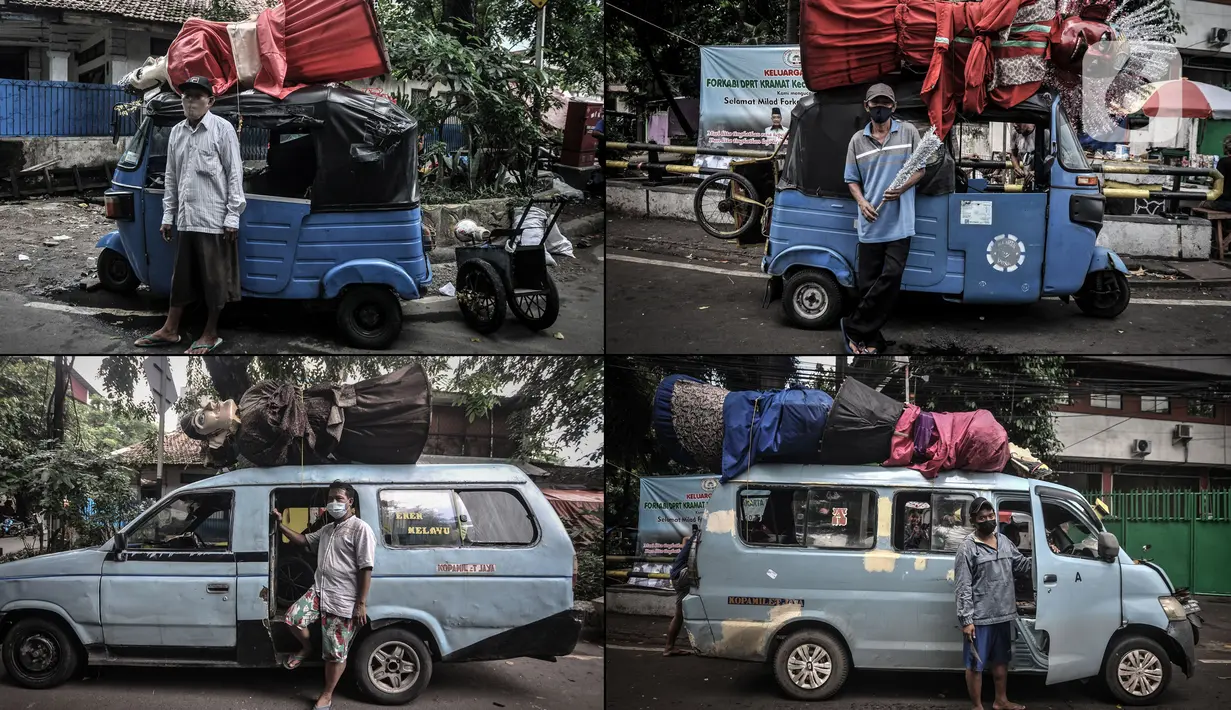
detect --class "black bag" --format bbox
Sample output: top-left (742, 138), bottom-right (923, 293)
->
top-left (816, 377), bottom-right (904, 465)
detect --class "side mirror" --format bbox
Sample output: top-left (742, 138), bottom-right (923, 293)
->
top-left (1098, 531), bottom-right (1120, 561)
top-left (111, 109), bottom-right (120, 145)
top-left (114, 531), bottom-right (127, 553)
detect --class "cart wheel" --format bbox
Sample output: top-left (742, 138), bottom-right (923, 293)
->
top-left (337, 285), bottom-right (403, 349)
top-left (782, 269), bottom-right (844, 329)
top-left (509, 273), bottom-right (560, 331)
top-left (457, 259), bottom-right (507, 334)
top-left (1075, 270), bottom-right (1130, 318)
top-left (694, 171), bottom-right (762, 240)
top-left (98, 248), bottom-right (139, 293)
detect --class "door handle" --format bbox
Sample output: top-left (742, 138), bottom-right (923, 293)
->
top-left (1043, 574), bottom-right (1057, 584)
top-left (207, 583), bottom-right (230, 594)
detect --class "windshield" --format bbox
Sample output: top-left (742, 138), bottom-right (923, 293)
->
top-left (118, 117), bottom-right (152, 171)
top-left (1057, 109), bottom-right (1091, 172)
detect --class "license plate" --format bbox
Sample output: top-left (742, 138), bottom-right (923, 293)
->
top-left (1184, 600), bottom-right (1201, 614)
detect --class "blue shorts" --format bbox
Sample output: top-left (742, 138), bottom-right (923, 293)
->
top-left (964, 621), bottom-right (1012, 672)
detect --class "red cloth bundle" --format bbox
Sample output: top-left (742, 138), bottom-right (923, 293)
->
top-left (884, 406), bottom-right (1010, 479)
top-left (166, 19), bottom-right (240, 97)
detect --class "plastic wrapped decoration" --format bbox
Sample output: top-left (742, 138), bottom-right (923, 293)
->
top-left (651, 375), bottom-right (728, 474)
top-left (817, 377), bottom-right (905, 465)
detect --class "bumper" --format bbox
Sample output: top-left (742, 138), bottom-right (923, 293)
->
top-left (1167, 619), bottom-right (1197, 678)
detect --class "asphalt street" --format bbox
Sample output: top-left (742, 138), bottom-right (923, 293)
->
top-left (0, 246), bottom-right (603, 355)
top-left (604, 608), bottom-right (1231, 710)
top-left (605, 218), bottom-right (1231, 354)
top-left (0, 641), bottom-right (603, 710)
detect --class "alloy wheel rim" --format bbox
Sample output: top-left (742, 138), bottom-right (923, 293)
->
top-left (368, 640), bottom-right (420, 694)
top-left (786, 643), bottom-right (831, 690)
top-left (1117, 648), bottom-right (1163, 696)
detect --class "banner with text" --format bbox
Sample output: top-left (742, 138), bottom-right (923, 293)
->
top-left (696, 45), bottom-right (808, 169)
top-left (633, 475), bottom-right (720, 588)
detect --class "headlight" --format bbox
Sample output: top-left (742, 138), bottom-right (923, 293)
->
top-left (1159, 595), bottom-right (1187, 622)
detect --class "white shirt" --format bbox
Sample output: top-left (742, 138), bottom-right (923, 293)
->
top-left (305, 514), bottom-right (377, 617)
top-left (1012, 130), bottom-right (1035, 164)
top-left (162, 110), bottom-right (246, 233)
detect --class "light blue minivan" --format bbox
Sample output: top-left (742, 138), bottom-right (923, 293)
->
top-left (684, 466), bottom-right (1200, 705)
top-left (0, 464), bottom-right (582, 704)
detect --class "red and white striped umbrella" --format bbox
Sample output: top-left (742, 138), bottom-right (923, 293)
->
top-left (1127, 79), bottom-right (1231, 120)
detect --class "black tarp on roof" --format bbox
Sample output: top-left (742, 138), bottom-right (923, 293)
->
top-left (780, 80), bottom-right (1054, 198)
top-left (145, 84), bottom-right (418, 210)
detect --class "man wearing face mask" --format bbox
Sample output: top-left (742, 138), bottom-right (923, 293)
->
top-left (954, 498), bottom-right (1030, 710)
top-left (273, 481), bottom-right (376, 710)
top-left (842, 83), bottom-right (925, 355)
top-left (135, 75), bottom-right (245, 355)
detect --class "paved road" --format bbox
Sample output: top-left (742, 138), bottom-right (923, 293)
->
top-left (605, 611), bottom-right (1231, 710)
top-left (606, 218), bottom-right (1231, 354)
top-left (0, 248), bottom-right (603, 355)
top-left (0, 642), bottom-right (603, 710)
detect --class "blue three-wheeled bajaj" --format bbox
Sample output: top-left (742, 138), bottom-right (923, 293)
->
top-left (99, 84), bottom-right (431, 349)
top-left (692, 81), bottom-right (1223, 332)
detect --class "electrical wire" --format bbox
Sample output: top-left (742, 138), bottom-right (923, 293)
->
top-left (606, 4), bottom-right (701, 47)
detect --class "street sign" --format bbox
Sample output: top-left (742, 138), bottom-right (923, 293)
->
top-left (142, 356), bottom-right (177, 415)
top-left (528, 0), bottom-right (547, 8)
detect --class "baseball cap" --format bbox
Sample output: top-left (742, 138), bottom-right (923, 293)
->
top-left (865, 83), bottom-right (895, 103)
top-left (178, 76), bottom-right (214, 96)
top-left (969, 497), bottom-right (994, 520)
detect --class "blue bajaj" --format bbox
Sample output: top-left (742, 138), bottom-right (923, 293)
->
top-left (98, 85), bottom-right (431, 349)
top-left (693, 81), bottom-right (1221, 330)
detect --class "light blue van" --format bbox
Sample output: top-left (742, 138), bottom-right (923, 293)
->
top-left (0, 464), bottom-right (582, 704)
top-left (684, 466), bottom-right (1200, 705)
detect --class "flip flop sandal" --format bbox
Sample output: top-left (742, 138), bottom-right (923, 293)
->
top-left (839, 318), bottom-right (864, 355)
top-left (134, 333), bottom-right (181, 348)
top-left (184, 337), bottom-right (224, 355)
top-left (284, 650), bottom-right (311, 670)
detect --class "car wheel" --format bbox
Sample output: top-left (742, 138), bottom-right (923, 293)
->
top-left (1103, 635), bottom-right (1172, 706)
top-left (1075, 270), bottom-right (1130, 318)
top-left (782, 269), bottom-right (844, 329)
top-left (353, 627), bottom-right (434, 705)
top-left (1, 617), bottom-right (81, 689)
top-left (336, 285), bottom-right (403, 350)
top-left (772, 629), bottom-right (850, 701)
top-left (98, 248), bottom-right (139, 293)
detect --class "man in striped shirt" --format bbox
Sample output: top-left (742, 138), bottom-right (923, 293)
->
top-left (135, 75), bottom-right (245, 354)
top-left (842, 83), bottom-right (925, 355)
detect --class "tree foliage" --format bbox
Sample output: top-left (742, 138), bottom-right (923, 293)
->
top-left (606, 0), bottom-right (787, 111)
top-left (98, 356), bottom-right (602, 464)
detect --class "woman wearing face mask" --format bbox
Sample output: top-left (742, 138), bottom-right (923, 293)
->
top-left (272, 481), bottom-right (377, 710)
top-left (953, 498), bottom-right (1031, 710)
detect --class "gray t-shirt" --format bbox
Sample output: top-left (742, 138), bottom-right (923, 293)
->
top-left (306, 514), bottom-right (377, 617)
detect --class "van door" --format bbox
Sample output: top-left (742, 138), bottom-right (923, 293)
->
top-left (100, 489), bottom-right (238, 651)
top-left (1030, 484), bottom-right (1121, 684)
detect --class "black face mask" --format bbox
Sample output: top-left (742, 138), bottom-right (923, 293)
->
top-left (870, 106), bottom-right (893, 124)
top-left (976, 520), bottom-right (997, 535)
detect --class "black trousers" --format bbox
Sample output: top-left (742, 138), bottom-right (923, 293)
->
top-left (846, 237), bottom-right (910, 346)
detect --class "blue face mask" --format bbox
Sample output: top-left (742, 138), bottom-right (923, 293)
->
top-left (870, 106), bottom-right (893, 124)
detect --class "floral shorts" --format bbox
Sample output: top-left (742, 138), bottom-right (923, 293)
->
top-left (284, 587), bottom-right (358, 662)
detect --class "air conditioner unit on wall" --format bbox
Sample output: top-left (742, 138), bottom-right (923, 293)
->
top-left (1211, 28), bottom-right (1230, 47)
top-left (1132, 439), bottom-right (1152, 456)
top-left (1174, 424), bottom-right (1194, 441)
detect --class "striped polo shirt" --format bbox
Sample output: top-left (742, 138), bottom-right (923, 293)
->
top-left (843, 119), bottom-right (921, 244)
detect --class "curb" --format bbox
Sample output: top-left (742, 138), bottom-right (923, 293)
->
top-left (401, 295), bottom-right (458, 323)
top-left (1129, 278), bottom-right (1231, 289)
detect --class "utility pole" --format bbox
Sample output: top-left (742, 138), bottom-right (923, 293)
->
top-left (530, 0), bottom-right (549, 188)
top-left (49, 356), bottom-right (68, 442)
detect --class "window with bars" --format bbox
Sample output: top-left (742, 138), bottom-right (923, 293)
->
top-left (1188, 399), bottom-right (1216, 419)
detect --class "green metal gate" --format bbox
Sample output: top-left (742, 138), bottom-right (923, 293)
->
top-left (1085, 490), bottom-right (1231, 596)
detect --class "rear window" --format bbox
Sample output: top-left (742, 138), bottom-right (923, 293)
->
top-left (378, 488), bottom-right (538, 548)
top-left (738, 486), bottom-right (876, 550)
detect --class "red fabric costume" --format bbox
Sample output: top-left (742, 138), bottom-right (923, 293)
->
top-left (801, 0), bottom-right (1112, 138)
top-left (884, 405), bottom-right (1010, 480)
top-left (166, 0), bottom-right (389, 99)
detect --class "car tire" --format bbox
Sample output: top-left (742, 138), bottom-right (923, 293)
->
top-left (1075, 269), bottom-right (1130, 318)
top-left (2, 617), bottom-right (81, 689)
top-left (353, 627), bottom-right (434, 705)
top-left (772, 629), bottom-right (850, 701)
top-left (98, 248), bottom-right (140, 293)
top-left (782, 269), bottom-right (844, 329)
top-left (336, 285), bottom-right (403, 350)
top-left (1102, 634), bottom-right (1172, 706)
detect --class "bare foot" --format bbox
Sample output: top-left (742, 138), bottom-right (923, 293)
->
top-left (662, 648), bottom-right (690, 656)
top-left (993, 702), bottom-right (1025, 710)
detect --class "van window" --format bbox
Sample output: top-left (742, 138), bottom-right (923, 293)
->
top-left (454, 490), bottom-right (536, 545)
top-left (127, 491), bottom-right (232, 551)
top-left (893, 491), bottom-right (975, 553)
top-left (379, 490), bottom-right (461, 548)
top-left (1040, 495), bottom-right (1101, 559)
top-left (738, 487), bottom-right (875, 550)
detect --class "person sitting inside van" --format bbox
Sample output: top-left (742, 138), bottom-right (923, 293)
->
top-left (955, 498), bottom-right (1031, 710)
